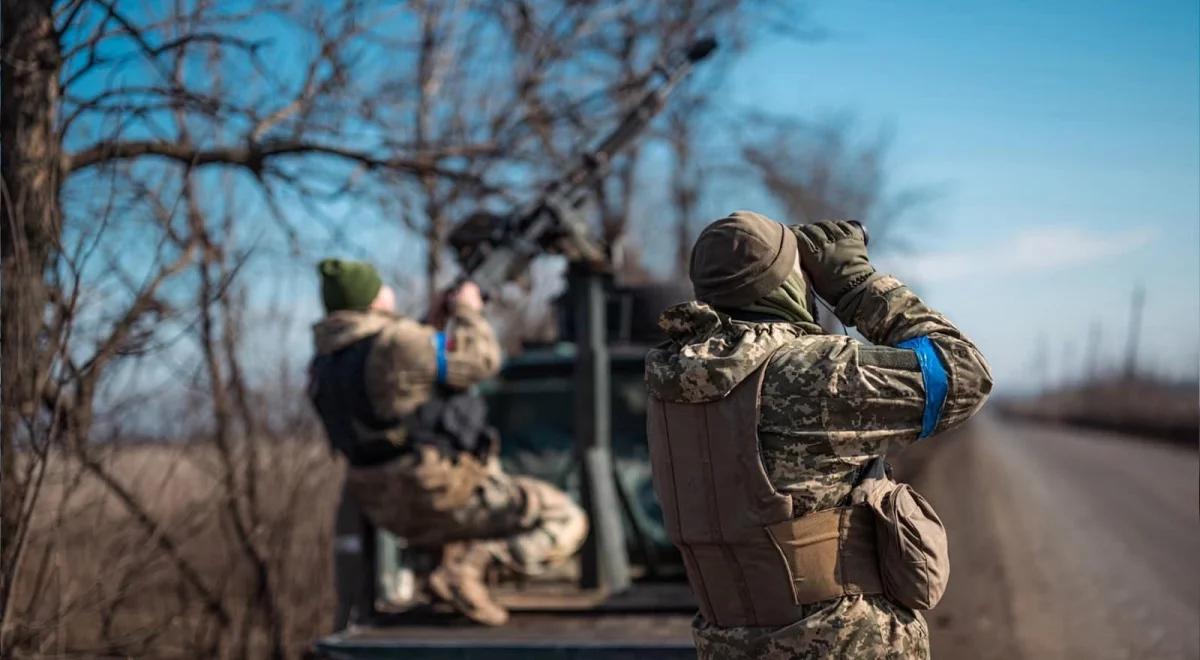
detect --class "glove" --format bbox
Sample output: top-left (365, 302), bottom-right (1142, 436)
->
top-left (791, 220), bottom-right (881, 323)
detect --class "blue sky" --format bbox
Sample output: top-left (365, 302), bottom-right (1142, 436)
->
top-left (78, 1), bottom-right (1198, 414)
top-left (718, 0), bottom-right (1199, 391)
top-left (242, 1), bottom-right (1199, 396)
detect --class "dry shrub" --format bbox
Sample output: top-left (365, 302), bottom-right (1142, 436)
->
top-left (11, 439), bottom-right (343, 659)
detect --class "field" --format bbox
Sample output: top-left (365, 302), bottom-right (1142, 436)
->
top-left (11, 439), bottom-right (343, 659)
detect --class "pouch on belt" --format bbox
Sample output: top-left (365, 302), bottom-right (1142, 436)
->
top-left (851, 457), bottom-right (950, 610)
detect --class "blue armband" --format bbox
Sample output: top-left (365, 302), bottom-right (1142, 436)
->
top-left (897, 335), bottom-right (948, 439)
top-left (432, 332), bottom-right (448, 384)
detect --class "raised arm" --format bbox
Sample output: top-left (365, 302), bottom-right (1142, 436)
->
top-left (442, 306), bottom-right (502, 388)
top-left (792, 221), bottom-right (993, 436)
top-left (439, 282), bottom-right (502, 389)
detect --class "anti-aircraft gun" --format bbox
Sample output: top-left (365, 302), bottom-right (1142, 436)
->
top-left (447, 35), bottom-right (717, 596)
top-left (318, 38), bottom-right (717, 659)
top-left (446, 36), bottom-right (717, 299)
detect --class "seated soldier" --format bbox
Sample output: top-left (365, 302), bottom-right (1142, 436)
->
top-left (309, 259), bottom-right (588, 626)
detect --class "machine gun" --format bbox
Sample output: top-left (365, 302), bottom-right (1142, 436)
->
top-left (448, 37), bottom-right (718, 295)
top-left (444, 37), bottom-right (718, 596)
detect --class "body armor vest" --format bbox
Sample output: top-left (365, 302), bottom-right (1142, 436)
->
top-left (310, 332), bottom-right (490, 467)
top-left (647, 353), bottom-right (883, 627)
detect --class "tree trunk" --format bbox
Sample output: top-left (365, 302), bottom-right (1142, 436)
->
top-left (669, 117), bottom-right (698, 278)
top-left (0, 0), bottom-right (62, 633)
top-left (425, 200), bottom-right (444, 304)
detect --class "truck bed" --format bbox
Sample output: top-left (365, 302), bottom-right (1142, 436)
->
top-left (314, 582), bottom-right (698, 659)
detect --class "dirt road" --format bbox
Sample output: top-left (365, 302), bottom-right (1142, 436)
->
top-left (898, 415), bottom-right (1199, 660)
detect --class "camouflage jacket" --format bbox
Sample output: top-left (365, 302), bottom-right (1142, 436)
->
top-left (645, 274), bottom-right (992, 659)
top-left (311, 307), bottom-right (502, 422)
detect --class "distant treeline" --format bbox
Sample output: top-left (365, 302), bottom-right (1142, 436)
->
top-left (997, 377), bottom-right (1199, 444)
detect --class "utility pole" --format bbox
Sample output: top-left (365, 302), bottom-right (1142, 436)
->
top-left (1034, 332), bottom-right (1050, 393)
top-left (1084, 320), bottom-right (1102, 383)
top-left (1124, 284), bottom-right (1145, 380)
top-left (1061, 340), bottom-right (1076, 388)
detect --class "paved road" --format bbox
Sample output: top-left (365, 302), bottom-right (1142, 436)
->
top-left (898, 415), bottom-right (1199, 660)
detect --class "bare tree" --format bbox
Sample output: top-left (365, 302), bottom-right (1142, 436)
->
top-left (2, 3), bottom-right (64, 622)
top-left (666, 100), bottom-right (707, 277)
top-left (1, 0), bottom-right (500, 652)
top-left (740, 114), bottom-right (932, 250)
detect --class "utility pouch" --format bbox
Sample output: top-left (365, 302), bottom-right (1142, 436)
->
top-left (765, 506), bottom-right (883, 605)
top-left (851, 457), bottom-right (950, 610)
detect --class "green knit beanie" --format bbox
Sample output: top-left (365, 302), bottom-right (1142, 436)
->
top-left (319, 259), bottom-right (382, 313)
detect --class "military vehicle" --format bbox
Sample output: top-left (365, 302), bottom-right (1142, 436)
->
top-left (315, 282), bottom-right (700, 659)
top-left (314, 37), bottom-right (716, 658)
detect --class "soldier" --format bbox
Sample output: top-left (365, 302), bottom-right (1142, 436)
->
top-left (309, 259), bottom-right (588, 626)
top-left (645, 212), bottom-right (992, 659)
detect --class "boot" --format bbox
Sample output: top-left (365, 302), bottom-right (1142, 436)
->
top-left (428, 542), bottom-right (509, 626)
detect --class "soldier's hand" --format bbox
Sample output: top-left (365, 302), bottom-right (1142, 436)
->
top-left (449, 281), bottom-right (484, 314)
top-left (791, 220), bottom-right (876, 308)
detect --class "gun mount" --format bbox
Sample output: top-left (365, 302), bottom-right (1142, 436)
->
top-left (447, 38), bottom-right (717, 596)
top-left (447, 37), bottom-right (718, 297)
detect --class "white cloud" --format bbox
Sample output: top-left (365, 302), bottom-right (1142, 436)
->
top-left (877, 225), bottom-right (1160, 283)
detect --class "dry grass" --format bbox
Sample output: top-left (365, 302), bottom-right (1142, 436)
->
top-left (10, 439), bottom-right (344, 659)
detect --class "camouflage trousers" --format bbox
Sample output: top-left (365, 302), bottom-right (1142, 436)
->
top-left (692, 595), bottom-right (929, 660)
top-left (345, 446), bottom-right (588, 575)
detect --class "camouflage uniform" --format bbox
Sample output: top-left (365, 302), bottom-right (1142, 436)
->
top-left (645, 274), bottom-right (992, 659)
top-left (311, 308), bottom-right (587, 577)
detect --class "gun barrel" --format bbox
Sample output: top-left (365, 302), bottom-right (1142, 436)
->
top-left (570, 37), bottom-right (719, 188)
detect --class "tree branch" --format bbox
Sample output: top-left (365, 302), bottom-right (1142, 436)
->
top-left (65, 138), bottom-right (487, 184)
